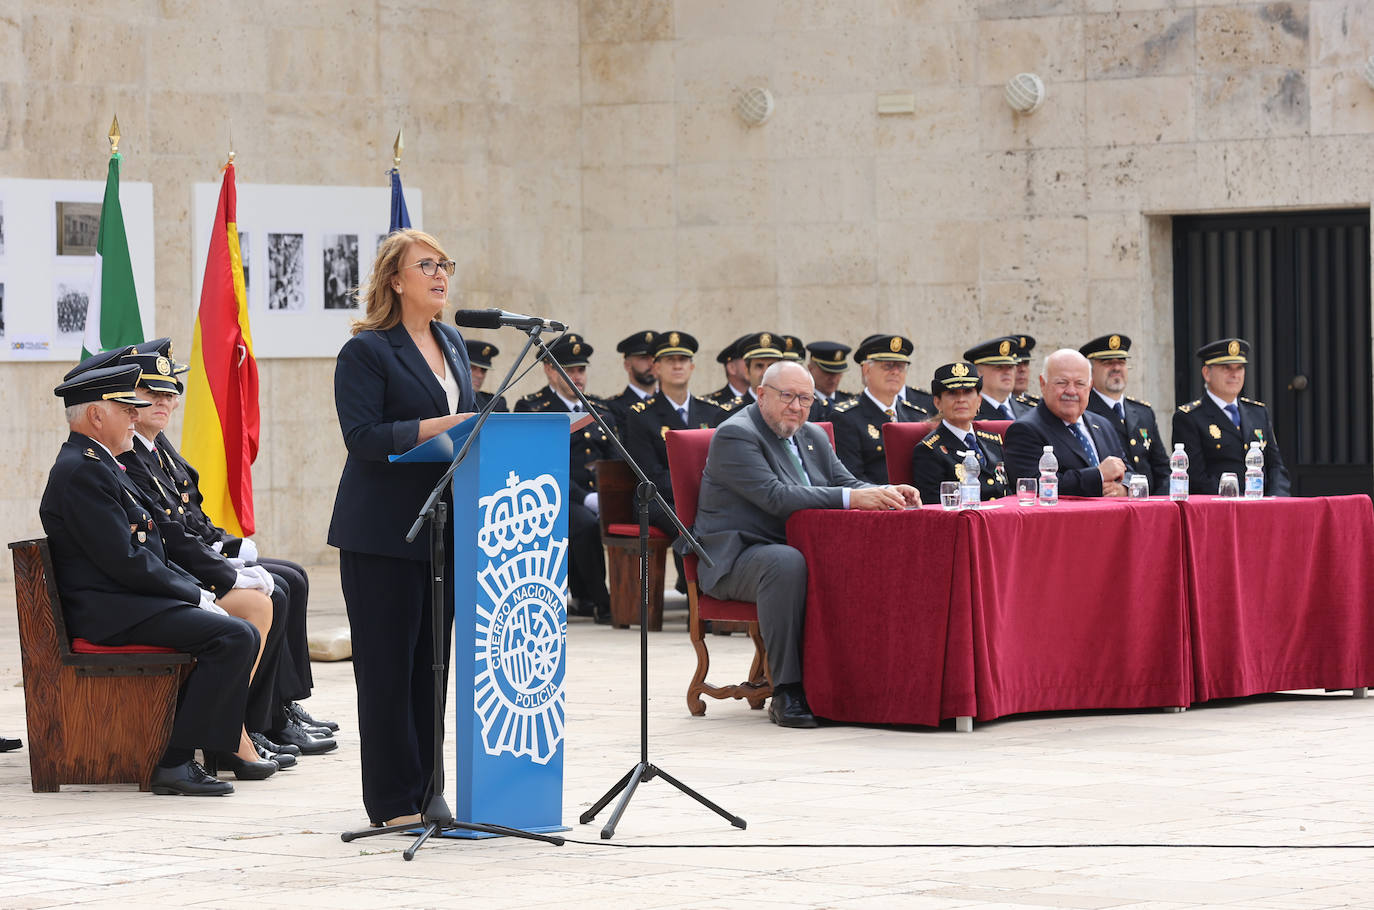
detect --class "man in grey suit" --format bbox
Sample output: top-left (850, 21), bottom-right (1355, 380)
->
top-left (693, 361), bottom-right (920, 728)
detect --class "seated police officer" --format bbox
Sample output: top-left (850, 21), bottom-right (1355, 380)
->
top-left (965, 336), bottom-right (1035, 420)
top-left (830, 334), bottom-right (929, 484)
top-left (127, 338), bottom-right (336, 755)
top-left (911, 362), bottom-right (1007, 504)
top-left (465, 339), bottom-right (509, 412)
top-left (705, 334), bottom-right (752, 407)
top-left (1081, 333), bottom-right (1169, 494)
top-left (516, 333), bottom-right (617, 622)
top-left (41, 359), bottom-right (258, 796)
top-left (1172, 337), bottom-right (1291, 496)
top-left (1013, 334), bottom-right (1040, 404)
top-left (804, 340), bottom-right (852, 422)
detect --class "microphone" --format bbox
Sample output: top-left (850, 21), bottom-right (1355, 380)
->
top-left (453, 309), bottom-right (567, 332)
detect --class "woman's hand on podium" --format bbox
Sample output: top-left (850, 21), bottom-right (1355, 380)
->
top-left (417, 412), bottom-right (476, 444)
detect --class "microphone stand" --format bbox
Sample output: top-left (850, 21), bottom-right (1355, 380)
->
top-left (523, 337), bottom-right (745, 839)
top-left (341, 324), bottom-right (566, 859)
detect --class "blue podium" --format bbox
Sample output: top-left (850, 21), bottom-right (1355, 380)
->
top-left (390, 413), bottom-right (573, 835)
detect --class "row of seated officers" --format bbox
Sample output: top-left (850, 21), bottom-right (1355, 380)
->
top-left (39, 339), bottom-right (339, 796)
top-left (468, 328), bottom-right (1289, 622)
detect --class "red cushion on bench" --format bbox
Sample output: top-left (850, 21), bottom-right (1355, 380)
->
top-left (71, 638), bottom-right (180, 655)
top-left (606, 524), bottom-right (670, 539)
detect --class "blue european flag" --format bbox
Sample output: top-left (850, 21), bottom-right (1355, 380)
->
top-left (389, 168), bottom-right (411, 231)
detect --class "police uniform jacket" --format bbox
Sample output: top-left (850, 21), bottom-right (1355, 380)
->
top-left (1171, 395), bottom-right (1291, 496)
top-left (903, 386), bottom-right (937, 415)
top-left (1087, 392), bottom-right (1169, 494)
top-left (977, 395), bottom-right (1035, 421)
top-left (910, 423), bottom-right (1007, 504)
top-left (1003, 403), bottom-right (1128, 497)
top-left (514, 385), bottom-right (619, 505)
top-left (149, 430), bottom-right (242, 555)
top-left (604, 385), bottom-right (651, 426)
top-left (328, 322), bottom-right (475, 561)
top-left (705, 384), bottom-right (748, 407)
top-left (624, 393), bottom-right (728, 504)
top-left (475, 390), bottom-right (509, 413)
top-left (39, 432), bottom-right (204, 643)
top-left (830, 393), bottom-right (930, 484)
top-left (808, 389), bottom-right (854, 424)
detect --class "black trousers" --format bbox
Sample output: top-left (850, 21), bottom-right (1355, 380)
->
top-left (339, 549), bottom-right (454, 824)
top-left (244, 580), bottom-right (290, 733)
top-left (104, 606), bottom-right (259, 753)
top-left (257, 557), bottom-right (312, 702)
top-left (568, 501), bottom-right (609, 607)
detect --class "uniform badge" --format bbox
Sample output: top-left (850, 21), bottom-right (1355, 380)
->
top-left (660, 426), bottom-right (669, 440)
top-left (939, 445), bottom-right (948, 454)
top-left (998, 340), bottom-right (1011, 356)
top-left (1208, 424), bottom-right (1221, 439)
top-left (181, 493), bottom-right (190, 503)
top-left (1227, 340), bottom-right (1240, 357)
top-left (156, 355), bottom-right (171, 375)
top-left (137, 531), bottom-right (147, 543)
top-left (867, 424), bottom-right (879, 439)
top-left (1108, 334), bottom-right (1121, 350)
top-left (84, 448), bottom-right (99, 460)
top-left (951, 362), bottom-right (969, 377)
top-left (955, 464), bottom-right (966, 481)
top-left (889, 337), bottom-right (901, 353)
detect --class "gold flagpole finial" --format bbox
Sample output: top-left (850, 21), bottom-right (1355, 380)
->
top-left (108, 114), bottom-right (121, 154)
top-left (393, 129), bottom-right (404, 169)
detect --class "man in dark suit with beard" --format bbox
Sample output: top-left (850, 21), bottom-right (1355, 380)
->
top-left (1004, 349), bottom-right (1130, 497)
top-left (693, 360), bottom-right (919, 728)
top-left (1081, 333), bottom-right (1169, 494)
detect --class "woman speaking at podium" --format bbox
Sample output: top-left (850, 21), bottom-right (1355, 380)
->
top-left (328, 228), bottom-right (475, 826)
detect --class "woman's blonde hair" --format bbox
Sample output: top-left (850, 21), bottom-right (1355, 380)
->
top-left (350, 228), bottom-right (450, 335)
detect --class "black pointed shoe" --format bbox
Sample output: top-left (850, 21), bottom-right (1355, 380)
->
top-left (0, 737), bottom-right (21, 753)
top-left (151, 760), bottom-right (235, 796)
top-left (767, 686), bottom-right (819, 729)
top-left (267, 720), bottom-right (338, 755)
top-left (205, 750), bottom-right (278, 780)
top-left (287, 701), bottom-right (339, 732)
top-left (250, 731), bottom-right (300, 757)
top-left (254, 743), bottom-right (296, 769)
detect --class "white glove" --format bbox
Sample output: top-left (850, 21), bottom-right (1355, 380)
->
top-left (584, 492), bottom-right (599, 515)
top-left (225, 556), bottom-right (247, 569)
top-left (210, 540), bottom-right (224, 554)
top-left (237, 538), bottom-right (259, 563)
top-left (197, 589), bottom-right (228, 616)
top-left (233, 567), bottom-right (273, 595)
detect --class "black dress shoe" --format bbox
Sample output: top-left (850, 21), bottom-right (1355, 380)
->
top-left (0, 737), bottom-right (21, 753)
top-left (567, 598), bottom-right (596, 618)
top-left (287, 701), bottom-right (339, 732)
top-left (674, 576), bottom-right (688, 595)
top-left (250, 731), bottom-right (300, 757)
top-left (151, 760), bottom-right (235, 796)
top-left (254, 743), bottom-right (296, 769)
top-left (268, 720), bottom-right (338, 755)
top-left (593, 604), bottom-right (612, 625)
top-left (768, 686), bottom-right (818, 729)
top-left (205, 750), bottom-right (278, 780)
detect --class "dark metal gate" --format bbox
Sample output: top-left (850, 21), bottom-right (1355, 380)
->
top-left (1173, 210), bottom-right (1372, 496)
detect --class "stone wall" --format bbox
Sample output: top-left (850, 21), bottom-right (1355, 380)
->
top-left (3, 0), bottom-right (1373, 575)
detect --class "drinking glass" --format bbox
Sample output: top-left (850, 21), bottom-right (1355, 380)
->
top-left (1016, 478), bottom-right (1037, 507)
top-left (1217, 472), bottom-right (1239, 499)
top-left (1128, 474), bottom-right (1150, 499)
top-left (940, 482), bottom-right (960, 510)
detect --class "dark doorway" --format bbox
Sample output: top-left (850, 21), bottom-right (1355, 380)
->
top-left (1173, 210), bottom-right (1372, 496)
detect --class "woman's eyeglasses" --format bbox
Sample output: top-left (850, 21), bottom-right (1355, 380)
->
top-left (407, 258), bottom-right (457, 277)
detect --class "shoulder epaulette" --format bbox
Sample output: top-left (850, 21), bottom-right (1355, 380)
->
top-left (630, 398), bottom-right (651, 413)
top-left (832, 398), bottom-right (859, 413)
top-left (1014, 393), bottom-right (1037, 405)
top-left (521, 390), bottom-right (543, 401)
top-left (975, 429), bottom-right (1002, 442)
top-left (920, 433), bottom-right (938, 449)
top-left (1177, 399), bottom-right (1201, 413)
top-left (83, 447), bottom-right (100, 460)
top-left (1125, 395), bottom-right (1152, 408)
top-left (901, 401), bottom-right (931, 416)
top-left (1240, 396), bottom-right (1266, 407)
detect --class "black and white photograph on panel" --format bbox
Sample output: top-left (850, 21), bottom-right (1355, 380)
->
top-left (55, 201), bottom-right (101, 256)
top-left (54, 272), bottom-right (91, 345)
top-left (267, 232), bottom-right (304, 311)
top-left (238, 231), bottom-right (251, 302)
top-left (0, 199), bottom-right (6, 256)
top-left (322, 233), bottom-right (359, 309)
top-left (0, 282), bottom-right (6, 339)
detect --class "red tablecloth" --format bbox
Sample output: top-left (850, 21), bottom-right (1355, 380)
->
top-left (1181, 494), bottom-right (1374, 701)
top-left (787, 498), bottom-right (1191, 726)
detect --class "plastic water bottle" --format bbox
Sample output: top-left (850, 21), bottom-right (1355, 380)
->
top-left (1037, 445), bottom-right (1058, 506)
top-left (1169, 443), bottom-right (1189, 501)
top-left (959, 450), bottom-right (981, 508)
top-left (1244, 441), bottom-right (1264, 499)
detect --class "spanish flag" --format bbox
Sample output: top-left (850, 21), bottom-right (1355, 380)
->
top-left (181, 162), bottom-right (259, 537)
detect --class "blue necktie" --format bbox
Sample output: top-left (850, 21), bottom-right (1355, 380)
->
top-left (963, 432), bottom-right (985, 468)
top-left (1000, 403), bottom-right (1014, 420)
top-left (1068, 422), bottom-right (1100, 466)
top-left (677, 406), bottom-right (688, 426)
top-left (1224, 402), bottom-right (1240, 428)
top-left (1113, 402), bottom-right (1125, 423)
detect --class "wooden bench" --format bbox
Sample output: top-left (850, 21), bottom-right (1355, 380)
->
top-left (9, 538), bottom-right (193, 792)
top-left (594, 459), bottom-right (670, 630)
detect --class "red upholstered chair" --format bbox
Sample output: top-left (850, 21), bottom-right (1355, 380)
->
top-left (594, 459), bottom-right (669, 630)
top-left (812, 421), bottom-right (835, 448)
top-left (665, 429), bottom-right (772, 716)
top-left (882, 420), bottom-right (939, 486)
top-left (973, 419), bottom-right (1012, 441)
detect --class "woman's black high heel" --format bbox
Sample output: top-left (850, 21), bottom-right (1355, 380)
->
top-left (205, 750), bottom-right (278, 780)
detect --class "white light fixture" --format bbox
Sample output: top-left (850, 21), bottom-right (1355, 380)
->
top-left (1004, 72), bottom-right (1046, 114)
top-left (735, 87), bottom-right (774, 126)
top-left (1362, 55), bottom-right (1374, 91)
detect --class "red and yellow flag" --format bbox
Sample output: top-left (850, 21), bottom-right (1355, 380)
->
top-left (181, 162), bottom-right (259, 536)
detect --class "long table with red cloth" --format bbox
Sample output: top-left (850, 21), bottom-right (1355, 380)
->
top-left (785, 495), bottom-right (1374, 727)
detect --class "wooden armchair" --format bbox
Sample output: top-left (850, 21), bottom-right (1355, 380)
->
top-left (9, 538), bottom-right (193, 792)
top-left (594, 459), bottom-right (670, 630)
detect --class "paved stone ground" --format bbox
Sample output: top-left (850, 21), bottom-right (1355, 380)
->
top-left (3, 568), bottom-right (1374, 909)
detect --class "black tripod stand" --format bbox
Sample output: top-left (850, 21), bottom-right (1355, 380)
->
top-left (341, 325), bottom-right (568, 859)
top-left (517, 341), bottom-right (746, 839)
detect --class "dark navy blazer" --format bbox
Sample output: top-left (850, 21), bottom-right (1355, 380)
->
top-left (1003, 402), bottom-right (1127, 497)
top-left (328, 321), bottom-right (475, 561)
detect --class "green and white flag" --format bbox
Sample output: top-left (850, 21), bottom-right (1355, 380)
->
top-left (81, 152), bottom-right (142, 358)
